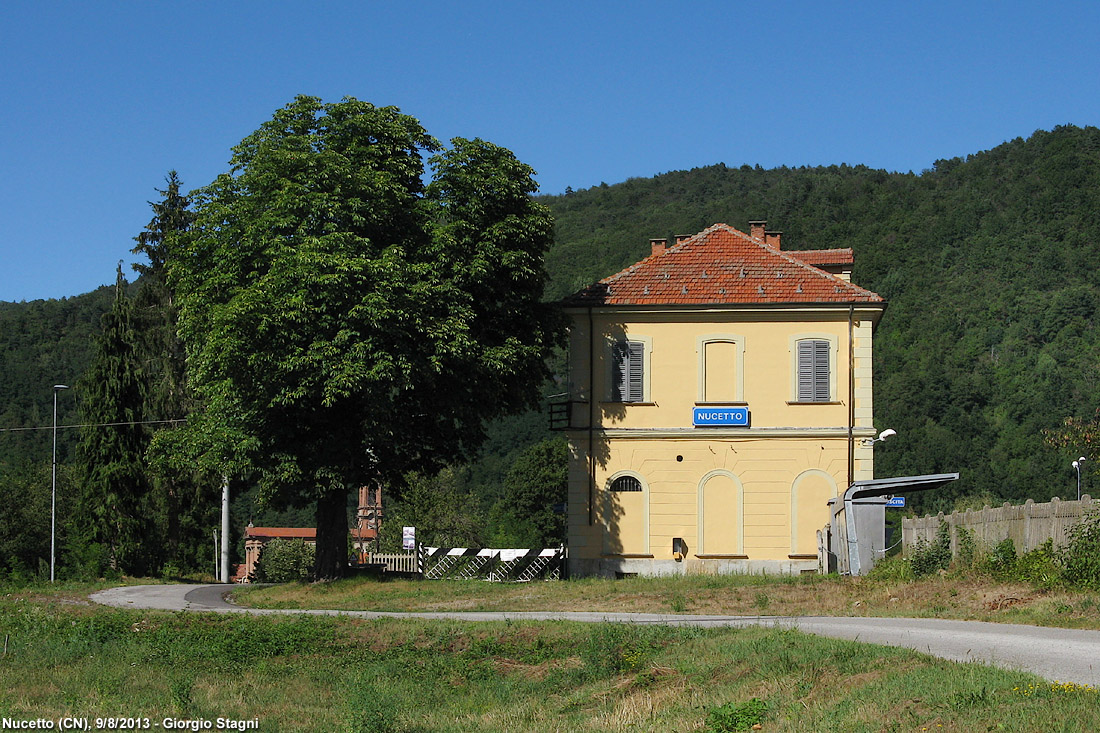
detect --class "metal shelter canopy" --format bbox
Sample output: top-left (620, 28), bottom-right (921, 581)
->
top-left (844, 472), bottom-right (961, 502)
top-left (832, 472), bottom-right (960, 576)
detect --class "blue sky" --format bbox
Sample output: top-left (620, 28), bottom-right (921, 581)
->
top-left (3, 1), bottom-right (1100, 302)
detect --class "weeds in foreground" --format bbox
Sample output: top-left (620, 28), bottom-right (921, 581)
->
top-left (705, 697), bottom-right (767, 732)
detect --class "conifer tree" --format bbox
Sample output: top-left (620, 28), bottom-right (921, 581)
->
top-left (74, 268), bottom-right (152, 575)
top-left (130, 173), bottom-right (213, 573)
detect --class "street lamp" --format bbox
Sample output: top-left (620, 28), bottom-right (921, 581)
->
top-left (861, 428), bottom-right (897, 447)
top-left (51, 384), bottom-right (70, 583)
top-left (1073, 456), bottom-right (1086, 501)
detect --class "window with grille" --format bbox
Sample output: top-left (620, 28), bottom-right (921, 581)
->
top-left (611, 340), bottom-right (645, 402)
top-left (797, 339), bottom-right (831, 402)
top-left (610, 475), bottom-right (643, 492)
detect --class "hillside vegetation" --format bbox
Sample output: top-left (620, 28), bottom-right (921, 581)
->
top-left (541, 125), bottom-right (1100, 509)
top-left (3, 125), bottom-right (1100, 575)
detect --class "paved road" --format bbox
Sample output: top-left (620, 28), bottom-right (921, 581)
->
top-left (91, 584), bottom-right (1100, 686)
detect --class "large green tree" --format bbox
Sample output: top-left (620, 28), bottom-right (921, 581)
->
top-left (486, 437), bottom-right (568, 547)
top-left (169, 96), bottom-right (563, 578)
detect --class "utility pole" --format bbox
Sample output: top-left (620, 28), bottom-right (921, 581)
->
top-left (50, 384), bottom-right (70, 582)
top-left (221, 476), bottom-right (230, 583)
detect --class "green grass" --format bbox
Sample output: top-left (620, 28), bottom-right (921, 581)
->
top-left (1, 586), bottom-right (1099, 731)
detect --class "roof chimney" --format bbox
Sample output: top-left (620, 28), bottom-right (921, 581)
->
top-left (764, 230), bottom-right (782, 249)
top-left (749, 220), bottom-right (766, 240)
top-left (650, 238), bottom-right (668, 256)
top-left (674, 234), bottom-right (691, 244)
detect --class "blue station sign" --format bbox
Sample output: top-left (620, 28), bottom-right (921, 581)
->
top-left (693, 407), bottom-right (750, 427)
top-left (885, 496), bottom-right (906, 508)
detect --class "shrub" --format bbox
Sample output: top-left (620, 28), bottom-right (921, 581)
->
top-left (868, 554), bottom-right (913, 582)
top-left (1059, 509), bottom-right (1100, 591)
top-left (910, 522), bottom-right (952, 577)
top-left (955, 526), bottom-right (977, 568)
top-left (981, 537), bottom-right (1018, 579)
top-left (1017, 539), bottom-right (1062, 590)
top-left (254, 538), bottom-right (314, 582)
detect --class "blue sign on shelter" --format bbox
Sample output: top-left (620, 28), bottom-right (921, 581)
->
top-left (693, 407), bottom-right (750, 427)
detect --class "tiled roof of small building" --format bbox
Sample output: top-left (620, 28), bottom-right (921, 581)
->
top-left (562, 224), bottom-right (882, 307)
top-left (245, 527), bottom-right (316, 540)
top-left (243, 526), bottom-right (377, 540)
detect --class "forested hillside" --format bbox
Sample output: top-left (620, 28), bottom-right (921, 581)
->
top-left (3, 124), bottom-right (1099, 575)
top-left (540, 124), bottom-right (1100, 508)
top-left (0, 288), bottom-right (115, 572)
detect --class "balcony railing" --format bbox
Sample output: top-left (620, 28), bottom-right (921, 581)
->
top-left (548, 395), bottom-right (588, 431)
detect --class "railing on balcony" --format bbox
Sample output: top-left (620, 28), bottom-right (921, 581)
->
top-left (548, 393), bottom-right (588, 431)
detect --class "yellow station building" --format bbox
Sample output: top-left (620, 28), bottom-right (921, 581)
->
top-left (559, 222), bottom-right (887, 577)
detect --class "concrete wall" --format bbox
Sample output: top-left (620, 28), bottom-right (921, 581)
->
top-left (902, 495), bottom-right (1096, 556)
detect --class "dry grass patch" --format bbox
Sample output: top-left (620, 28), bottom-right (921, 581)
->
top-left (232, 572), bottom-right (1100, 628)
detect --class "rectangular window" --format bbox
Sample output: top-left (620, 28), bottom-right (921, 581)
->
top-left (611, 341), bottom-right (645, 402)
top-left (797, 339), bottom-right (831, 402)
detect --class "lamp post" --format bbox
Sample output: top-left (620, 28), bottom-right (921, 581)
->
top-left (51, 384), bottom-right (70, 582)
top-left (1073, 457), bottom-right (1086, 501)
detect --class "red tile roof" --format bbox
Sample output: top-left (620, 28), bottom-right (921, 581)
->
top-left (790, 248), bottom-right (854, 267)
top-left (563, 224), bottom-right (882, 307)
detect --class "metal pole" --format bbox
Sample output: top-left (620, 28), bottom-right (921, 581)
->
top-left (50, 384), bottom-right (69, 583)
top-left (221, 477), bottom-right (230, 583)
top-left (1080, 457), bottom-right (1087, 501)
top-left (51, 389), bottom-right (58, 583)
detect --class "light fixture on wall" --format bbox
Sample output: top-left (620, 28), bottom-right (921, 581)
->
top-left (861, 428), bottom-right (896, 447)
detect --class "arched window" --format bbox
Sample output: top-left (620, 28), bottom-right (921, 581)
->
top-left (610, 475), bottom-right (643, 492)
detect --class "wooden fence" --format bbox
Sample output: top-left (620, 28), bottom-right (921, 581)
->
top-left (365, 552), bottom-right (420, 574)
top-left (902, 495), bottom-right (1096, 556)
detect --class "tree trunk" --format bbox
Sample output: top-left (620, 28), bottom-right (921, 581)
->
top-left (314, 490), bottom-right (348, 580)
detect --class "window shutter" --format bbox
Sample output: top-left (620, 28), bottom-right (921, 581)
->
top-left (812, 340), bottom-right (830, 401)
top-left (797, 341), bottom-right (814, 401)
top-left (798, 340), bottom-right (830, 402)
top-left (612, 341), bottom-right (645, 403)
top-left (626, 341), bottom-right (644, 402)
top-left (612, 342), bottom-right (627, 402)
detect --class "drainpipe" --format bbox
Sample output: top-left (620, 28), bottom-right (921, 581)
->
top-left (847, 306), bottom-right (855, 490)
top-left (846, 305), bottom-right (857, 575)
top-left (588, 306), bottom-right (596, 525)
